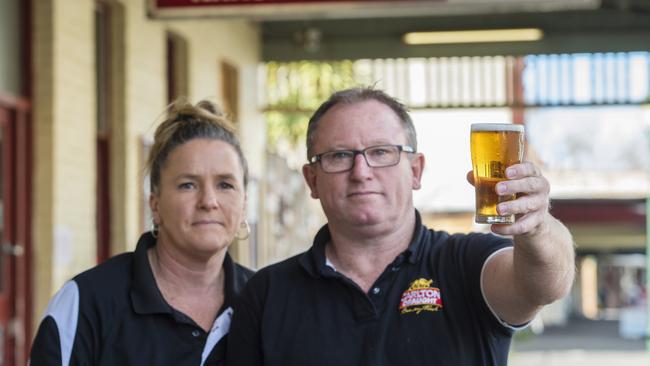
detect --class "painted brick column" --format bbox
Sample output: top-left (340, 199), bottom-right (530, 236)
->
top-left (32, 0), bottom-right (96, 329)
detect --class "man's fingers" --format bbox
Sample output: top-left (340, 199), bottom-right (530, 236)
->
top-left (497, 192), bottom-right (549, 216)
top-left (491, 210), bottom-right (544, 236)
top-left (466, 171), bottom-right (475, 186)
top-left (505, 161), bottom-right (541, 180)
top-left (496, 176), bottom-right (550, 197)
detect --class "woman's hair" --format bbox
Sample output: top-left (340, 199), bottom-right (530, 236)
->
top-left (146, 99), bottom-right (248, 195)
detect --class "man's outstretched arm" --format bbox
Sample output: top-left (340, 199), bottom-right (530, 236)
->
top-left (471, 162), bottom-right (575, 326)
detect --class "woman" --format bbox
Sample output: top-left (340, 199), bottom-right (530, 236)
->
top-left (30, 99), bottom-right (253, 365)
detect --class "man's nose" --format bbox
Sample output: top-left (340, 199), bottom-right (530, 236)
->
top-left (349, 152), bottom-right (372, 179)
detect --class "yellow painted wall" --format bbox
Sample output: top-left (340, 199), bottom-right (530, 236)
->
top-left (33, 0), bottom-right (97, 326)
top-left (31, 0), bottom-right (262, 329)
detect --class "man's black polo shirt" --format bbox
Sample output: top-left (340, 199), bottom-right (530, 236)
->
top-left (227, 211), bottom-right (518, 366)
top-left (30, 232), bottom-right (253, 366)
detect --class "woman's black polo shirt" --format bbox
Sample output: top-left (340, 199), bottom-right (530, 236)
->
top-left (227, 211), bottom-right (517, 366)
top-left (30, 232), bottom-right (253, 366)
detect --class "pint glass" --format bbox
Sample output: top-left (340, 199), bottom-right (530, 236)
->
top-left (470, 123), bottom-right (524, 224)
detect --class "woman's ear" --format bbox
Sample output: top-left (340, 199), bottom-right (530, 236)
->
top-left (149, 193), bottom-right (160, 225)
top-left (242, 191), bottom-right (248, 219)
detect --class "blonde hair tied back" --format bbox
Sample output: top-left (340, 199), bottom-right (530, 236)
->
top-left (146, 98), bottom-right (248, 195)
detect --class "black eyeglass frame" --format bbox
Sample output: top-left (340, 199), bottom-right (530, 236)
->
top-left (308, 144), bottom-right (416, 173)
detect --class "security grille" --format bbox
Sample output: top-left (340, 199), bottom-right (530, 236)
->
top-left (263, 52), bottom-right (650, 111)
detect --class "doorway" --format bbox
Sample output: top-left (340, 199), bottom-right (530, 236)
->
top-left (0, 96), bottom-right (31, 366)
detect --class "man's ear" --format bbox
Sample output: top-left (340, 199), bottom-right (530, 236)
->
top-left (302, 164), bottom-right (319, 199)
top-left (410, 153), bottom-right (425, 190)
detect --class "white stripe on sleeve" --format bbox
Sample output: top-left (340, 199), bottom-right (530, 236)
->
top-left (480, 247), bottom-right (529, 331)
top-left (43, 280), bottom-right (80, 366)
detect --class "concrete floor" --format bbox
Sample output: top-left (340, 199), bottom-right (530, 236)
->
top-left (510, 318), bottom-right (648, 366)
top-left (510, 350), bottom-right (648, 366)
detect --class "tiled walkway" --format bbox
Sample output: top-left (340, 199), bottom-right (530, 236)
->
top-left (510, 318), bottom-right (648, 366)
top-left (510, 350), bottom-right (648, 366)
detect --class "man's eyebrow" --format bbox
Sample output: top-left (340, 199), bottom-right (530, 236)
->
top-left (324, 141), bottom-right (394, 151)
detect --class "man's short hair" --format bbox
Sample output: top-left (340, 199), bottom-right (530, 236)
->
top-left (306, 87), bottom-right (418, 159)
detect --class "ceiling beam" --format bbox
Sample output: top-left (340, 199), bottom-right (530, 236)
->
top-left (261, 9), bottom-right (650, 61)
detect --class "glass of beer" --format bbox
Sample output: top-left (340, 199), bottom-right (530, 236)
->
top-left (470, 123), bottom-right (524, 224)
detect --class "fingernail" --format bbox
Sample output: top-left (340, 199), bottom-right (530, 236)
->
top-left (497, 204), bottom-right (508, 215)
top-left (506, 168), bottom-right (516, 178)
top-left (496, 183), bottom-right (507, 194)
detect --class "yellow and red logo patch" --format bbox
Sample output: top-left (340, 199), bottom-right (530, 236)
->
top-left (399, 278), bottom-right (443, 314)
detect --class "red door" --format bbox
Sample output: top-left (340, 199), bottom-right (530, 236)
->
top-left (0, 107), bottom-right (17, 365)
top-left (0, 99), bottom-right (31, 366)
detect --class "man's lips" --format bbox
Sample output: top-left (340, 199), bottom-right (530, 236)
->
top-left (347, 191), bottom-right (379, 197)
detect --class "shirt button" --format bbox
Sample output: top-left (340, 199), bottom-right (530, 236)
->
top-left (191, 330), bottom-right (201, 337)
top-left (372, 287), bottom-right (381, 295)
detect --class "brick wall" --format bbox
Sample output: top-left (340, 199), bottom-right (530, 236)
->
top-left (32, 0), bottom-right (96, 322)
top-left (31, 0), bottom-right (262, 329)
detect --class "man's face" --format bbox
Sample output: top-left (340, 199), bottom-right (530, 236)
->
top-left (302, 100), bottom-right (424, 236)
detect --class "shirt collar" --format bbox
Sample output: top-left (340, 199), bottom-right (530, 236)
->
top-left (131, 232), bottom-right (171, 315)
top-left (131, 231), bottom-right (240, 315)
top-left (406, 210), bottom-right (426, 264)
top-left (299, 209), bottom-right (426, 277)
top-left (220, 253), bottom-right (238, 310)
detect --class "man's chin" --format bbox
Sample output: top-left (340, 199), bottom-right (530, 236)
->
top-left (346, 212), bottom-right (385, 227)
top-left (324, 205), bottom-right (391, 228)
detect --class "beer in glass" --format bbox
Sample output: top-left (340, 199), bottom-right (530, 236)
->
top-left (470, 123), bottom-right (524, 224)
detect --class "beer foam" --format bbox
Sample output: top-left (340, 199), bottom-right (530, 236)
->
top-left (471, 123), bottom-right (524, 132)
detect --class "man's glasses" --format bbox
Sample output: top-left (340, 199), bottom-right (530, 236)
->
top-left (309, 144), bottom-right (415, 173)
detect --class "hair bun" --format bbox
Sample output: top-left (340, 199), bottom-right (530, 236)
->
top-left (195, 100), bottom-right (225, 117)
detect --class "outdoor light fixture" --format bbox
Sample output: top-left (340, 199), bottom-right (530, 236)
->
top-left (403, 28), bottom-right (544, 45)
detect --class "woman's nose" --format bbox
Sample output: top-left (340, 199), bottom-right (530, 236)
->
top-left (199, 187), bottom-right (219, 209)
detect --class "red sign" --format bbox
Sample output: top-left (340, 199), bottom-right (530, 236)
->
top-left (156, 0), bottom-right (392, 6)
top-left (149, 0), bottom-right (440, 19)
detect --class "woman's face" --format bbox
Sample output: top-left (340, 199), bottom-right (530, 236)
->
top-left (150, 138), bottom-right (246, 261)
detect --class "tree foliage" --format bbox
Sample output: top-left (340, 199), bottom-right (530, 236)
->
top-left (264, 61), bottom-right (358, 153)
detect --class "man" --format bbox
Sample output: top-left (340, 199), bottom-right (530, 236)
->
top-left (227, 87), bottom-right (575, 365)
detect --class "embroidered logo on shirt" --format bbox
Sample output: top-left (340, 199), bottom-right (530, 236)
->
top-left (399, 278), bottom-right (443, 314)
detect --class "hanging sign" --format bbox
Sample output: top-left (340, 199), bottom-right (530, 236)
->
top-left (149, 0), bottom-right (443, 19)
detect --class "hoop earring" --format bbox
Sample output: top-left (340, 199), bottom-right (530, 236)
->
top-left (151, 222), bottom-right (159, 239)
top-left (236, 220), bottom-right (250, 241)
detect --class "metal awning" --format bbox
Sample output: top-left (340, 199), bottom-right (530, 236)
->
top-left (259, 0), bottom-right (650, 61)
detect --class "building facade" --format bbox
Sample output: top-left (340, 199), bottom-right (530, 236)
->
top-left (1, 0), bottom-right (265, 363)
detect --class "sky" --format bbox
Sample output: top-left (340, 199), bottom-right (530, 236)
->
top-left (411, 105), bottom-right (650, 213)
top-left (406, 52), bottom-right (650, 212)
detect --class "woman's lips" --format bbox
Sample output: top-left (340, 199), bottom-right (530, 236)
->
top-left (192, 220), bottom-right (222, 226)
